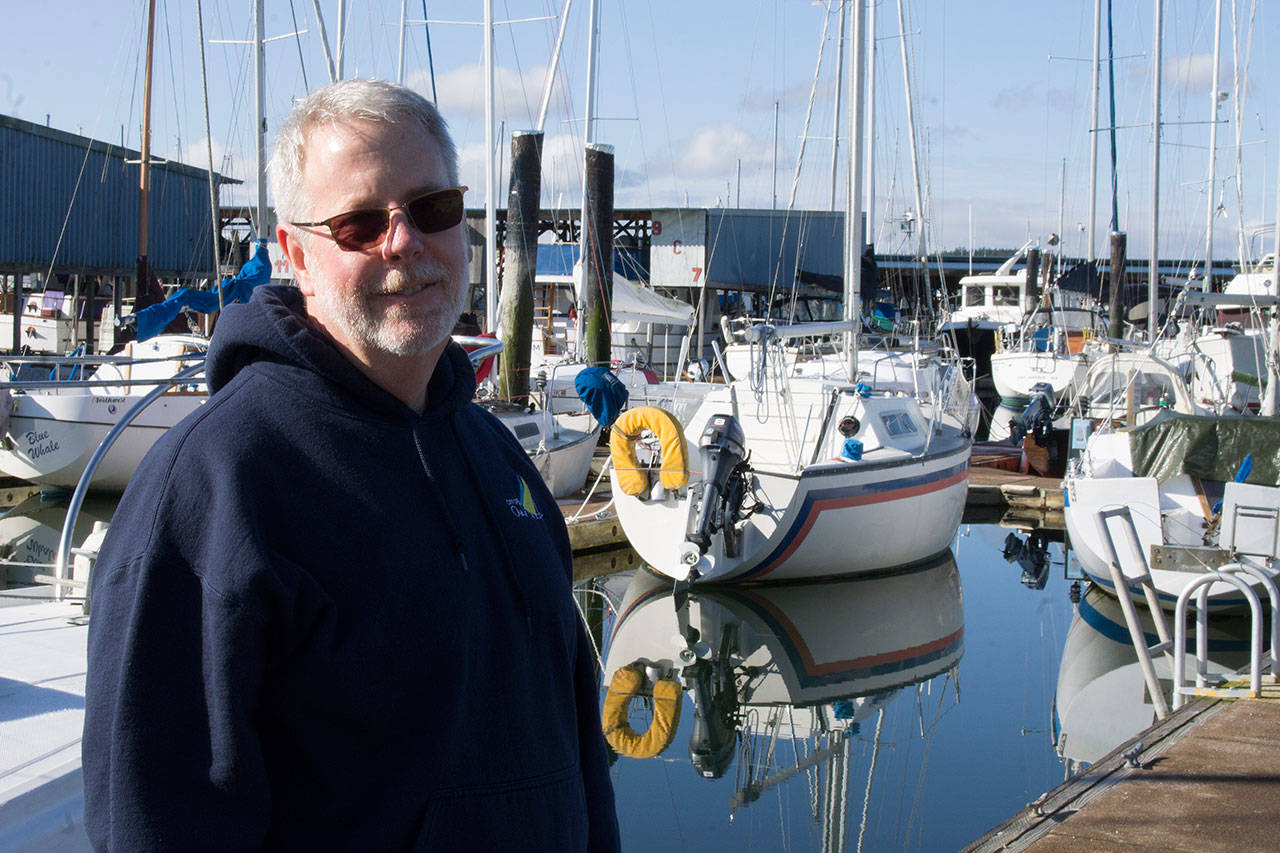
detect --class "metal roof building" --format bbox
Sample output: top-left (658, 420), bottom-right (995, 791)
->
top-left (0, 114), bottom-right (235, 278)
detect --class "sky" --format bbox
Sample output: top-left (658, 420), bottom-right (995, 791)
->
top-left (3, 0), bottom-right (1278, 266)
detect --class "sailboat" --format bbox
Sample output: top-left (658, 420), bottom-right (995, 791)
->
top-left (610, 0), bottom-right (970, 583)
top-left (600, 550), bottom-right (962, 828)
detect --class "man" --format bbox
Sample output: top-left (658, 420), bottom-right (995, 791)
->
top-left (83, 79), bottom-right (620, 850)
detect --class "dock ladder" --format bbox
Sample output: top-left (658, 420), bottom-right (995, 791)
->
top-left (1094, 506), bottom-right (1177, 719)
top-left (1095, 495), bottom-right (1280, 717)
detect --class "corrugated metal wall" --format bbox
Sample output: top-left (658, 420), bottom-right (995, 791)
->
top-left (704, 209), bottom-right (844, 290)
top-left (0, 115), bottom-right (229, 277)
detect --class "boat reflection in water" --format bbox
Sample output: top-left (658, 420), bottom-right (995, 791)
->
top-left (1052, 587), bottom-right (1252, 774)
top-left (601, 550), bottom-right (963, 832)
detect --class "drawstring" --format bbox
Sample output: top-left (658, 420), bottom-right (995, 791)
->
top-left (410, 428), bottom-right (473, 573)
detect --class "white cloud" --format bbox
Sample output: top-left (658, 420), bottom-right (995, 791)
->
top-left (408, 62), bottom-right (554, 126)
top-left (673, 122), bottom-right (775, 178)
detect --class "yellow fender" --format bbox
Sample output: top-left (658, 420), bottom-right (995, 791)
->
top-left (601, 665), bottom-right (683, 759)
top-left (609, 406), bottom-right (690, 497)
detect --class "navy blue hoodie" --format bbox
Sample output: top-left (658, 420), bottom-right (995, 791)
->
top-left (83, 285), bottom-right (619, 850)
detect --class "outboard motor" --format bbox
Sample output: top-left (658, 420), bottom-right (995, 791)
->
top-left (682, 625), bottom-right (739, 780)
top-left (1002, 530), bottom-right (1050, 590)
top-left (1008, 381), bottom-right (1058, 461)
top-left (683, 414), bottom-right (748, 563)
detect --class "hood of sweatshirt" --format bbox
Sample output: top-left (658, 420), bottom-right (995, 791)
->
top-left (205, 283), bottom-right (476, 420)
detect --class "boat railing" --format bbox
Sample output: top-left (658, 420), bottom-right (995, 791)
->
top-left (52, 361), bottom-right (208, 610)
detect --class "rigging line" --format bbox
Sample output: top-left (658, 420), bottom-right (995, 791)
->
top-left (1107, 0), bottom-right (1120, 231)
top-left (287, 0), bottom-right (309, 92)
top-left (640, 3), bottom-right (678, 206)
top-left (196, 0), bottom-right (223, 301)
top-left (786, 0), bottom-right (835, 211)
top-left (616, 2), bottom-right (654, 211)
top-left (160, 0), bottom-right (185, 162)
top-left (500, 0), bottom-right (536, 127)
top-left (422, 0), bottom-right (438, 104)
top-left (856, 709), bottom-right (885, 853)
top-left (903, 676), bottom-right (951, 852)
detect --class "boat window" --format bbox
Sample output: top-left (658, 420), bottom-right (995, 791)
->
top-left (992, 286), bottom-right (1020, 306)
top-left (1085, 370), bottom-right (1179, 411)
top-left (879, 411), bottom-right (919, 436)
top-left (964, 287), bottom-right (985, 307)
top-left (513, 423), bottom-right (541, 440)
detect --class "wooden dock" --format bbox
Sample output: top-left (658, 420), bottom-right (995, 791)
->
top-left (966, 689), bottom-right (1280, 851)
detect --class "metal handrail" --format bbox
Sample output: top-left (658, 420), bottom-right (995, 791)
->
top-left (53, 362), bottom-right (208, 607)
top-left (0, 374), bottom-right (208, 391)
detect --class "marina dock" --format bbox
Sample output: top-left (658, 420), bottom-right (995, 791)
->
top-left (967, 689), bottom-right (1280, 851)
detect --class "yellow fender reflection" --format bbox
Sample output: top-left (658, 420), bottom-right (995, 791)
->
top-left (609, 406), bottom-right (690, 497)
top-left (601, 664), bottom-right (683, 759)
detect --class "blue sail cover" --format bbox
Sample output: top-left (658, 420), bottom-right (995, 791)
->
top-left (133, 241), bottom-right (272, 341)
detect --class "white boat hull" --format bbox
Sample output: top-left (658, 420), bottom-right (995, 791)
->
top-left (0, 392), bottom-right (206, 491)
top-left (616, 437), bottom-right (968, 583)
top-left (990, 350), bottom-right (1085, 402)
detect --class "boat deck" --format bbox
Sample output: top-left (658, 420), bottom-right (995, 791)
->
top-left (967, 689), bottom-right (1280, 851)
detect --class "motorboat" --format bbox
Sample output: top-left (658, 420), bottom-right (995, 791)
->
top-left (990, 306), bottom-right (1105, 404)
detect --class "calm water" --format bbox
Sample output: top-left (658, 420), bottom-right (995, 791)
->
top-left (5, 493), bottom-right (1158, 851)
top-left (585, 523), bottom-right (1081, 852)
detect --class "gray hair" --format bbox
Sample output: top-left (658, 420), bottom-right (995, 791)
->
top-left (269, 79), bottom-right (458, 224)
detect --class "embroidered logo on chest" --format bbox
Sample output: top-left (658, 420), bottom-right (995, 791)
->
top-left (506, 475), bottom-right (544, 520)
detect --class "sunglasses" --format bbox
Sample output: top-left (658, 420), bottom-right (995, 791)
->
top-left (291, 186), bottom-right (468, 251)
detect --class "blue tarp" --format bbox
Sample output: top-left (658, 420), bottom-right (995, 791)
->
top-left (574, 366), bottom-right (629, 428)
top-left (133, 241), bottom-right (272, 341)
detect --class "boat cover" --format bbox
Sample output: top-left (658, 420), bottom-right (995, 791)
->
top-left (132, 241), bottom-right (272, 341)
top-left (1128, 413), bottom-right (1280, 486)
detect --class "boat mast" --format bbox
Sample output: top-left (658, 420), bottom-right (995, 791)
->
top-left (1203, 0), bottom-right (1223, 291)
top-left (845, 0), bottom-right (866, 383)
top-left (895, 0), bottom-right (929, 317)
top-left (829, 0), bottom-right (846, 211)
top-left (865, 0), bottom-right (876, 232)
top-left (1148, 0), bottom-right (1163, 335)
top-left (1087, 0), bottom-right (1101, 265)
top-left (1264, 137), bottom-right (1280, 416)
top-left (254, 0), bottom-right (267, 244)
top-left (576, 0), bottom-right (600, 353)
top-left (136, 0), bottom-right (157, 305)
top-left (534, 0), bottom-right (575, 133)
top-left (484, 0), bottom-right (497, 331)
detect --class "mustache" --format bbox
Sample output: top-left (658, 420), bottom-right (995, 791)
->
top-left (363, 264), bottom-right (453, 295)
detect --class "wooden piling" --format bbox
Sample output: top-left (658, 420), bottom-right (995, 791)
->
top-left (1025, 247), bottom-right (1041, 304)
top-left (580, 143), bottom-right (614, 366)
top-left (497, 131), bottom-right (543, 402)
top-left (1107, 231), bottom-right (1127, 342)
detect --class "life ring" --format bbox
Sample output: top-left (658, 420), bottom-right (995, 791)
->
top-left (601, 665), bottom-right (682, 759)
top-left (609, 406), bottom-right (689, 497)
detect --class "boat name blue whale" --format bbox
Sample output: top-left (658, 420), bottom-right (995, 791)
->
top-left (24, 430), bottom-right (60, 459)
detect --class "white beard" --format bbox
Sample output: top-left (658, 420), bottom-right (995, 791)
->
top-left (312, 263), bottom-right (467, 358)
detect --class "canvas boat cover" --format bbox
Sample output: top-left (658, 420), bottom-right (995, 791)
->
top-left (1128, 412), bottom-right (1280, 486)
top-left (132, 241), bottom-right (272, 341)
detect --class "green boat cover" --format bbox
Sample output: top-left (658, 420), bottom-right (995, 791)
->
top-left (1128, 412), bottom-right (1280, 486)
